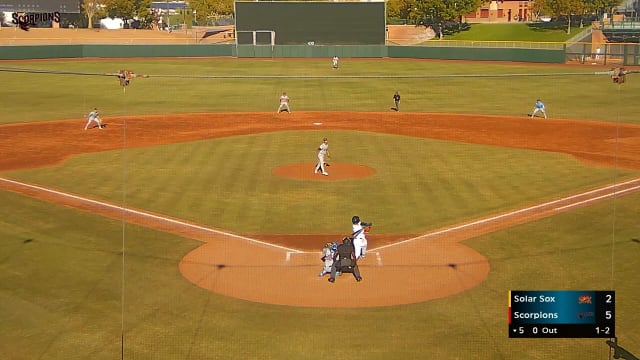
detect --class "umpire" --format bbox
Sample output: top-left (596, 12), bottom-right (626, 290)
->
top-left (328, 237), bottom-right (362, 283)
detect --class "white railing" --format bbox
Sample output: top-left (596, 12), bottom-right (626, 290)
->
top-left (420, 40), bottom-right (565, 50)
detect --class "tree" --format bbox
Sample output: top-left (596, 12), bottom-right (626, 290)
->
top-left (407, 0), bottom-right (481, 37)
top-left (592, 0), bottom-right (624, 17)
top-left (82, 0), bottom-right (103, 29)
top-left (386, 0), bottom-right (417, 23)
top-left (532, 0), bottom-right (589, 34)
top-left (189, 0), bottom-right (234, 25)
top-left (534, 0), bottom-right (621, 31)
top-left (103, 0), bottom-right (153, 27)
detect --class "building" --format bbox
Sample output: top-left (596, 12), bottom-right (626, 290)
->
top-left (465, 0), bottom-right (536, 23)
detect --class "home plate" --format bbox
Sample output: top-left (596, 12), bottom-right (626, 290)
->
top-left (313, 122), bottom-right (323, 126)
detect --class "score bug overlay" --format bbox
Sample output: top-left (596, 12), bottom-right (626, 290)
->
top-left (508, 290), bottom-right (615, 338)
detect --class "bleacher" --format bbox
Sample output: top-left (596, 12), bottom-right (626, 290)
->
top-left (601, 16), bottom-right (640, 43)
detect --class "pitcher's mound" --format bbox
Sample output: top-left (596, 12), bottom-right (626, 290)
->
top-left (273, 163), bottom-right (376, 180)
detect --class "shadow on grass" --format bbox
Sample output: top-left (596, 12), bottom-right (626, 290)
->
top-left (527, 20), bottom-right (570, 32)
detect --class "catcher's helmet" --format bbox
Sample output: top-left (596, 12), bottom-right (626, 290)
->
top-left (352, 215), bottom-right (360, 224)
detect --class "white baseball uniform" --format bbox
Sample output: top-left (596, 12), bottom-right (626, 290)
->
top-left (315, 139), bottom-right (329, 175)
top-left (332, 56), bottom-right (339, 69)
top-left (84, 109), bottom-right (102, 130)
top-left (277, 93), bottom-right (291, 113)
top-left (319, 243), bottom-right (335, 276)
top-left (352, 222), bottom-right (368, 259)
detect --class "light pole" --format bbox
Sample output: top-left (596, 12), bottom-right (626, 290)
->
top-left (193, 9), bottom-right (197, 43)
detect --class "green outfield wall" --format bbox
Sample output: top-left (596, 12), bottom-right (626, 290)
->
top-left (387, 46), bottom-right (567, 63)
top-left (0, 45), bottom-right (236, 60)
top-left (0, 44), bottom-right (568, 63)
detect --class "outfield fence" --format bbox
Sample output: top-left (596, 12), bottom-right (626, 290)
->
top-left (1, 34), bottom-right (639, 65)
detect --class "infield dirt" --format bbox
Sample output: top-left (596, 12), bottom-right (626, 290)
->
top-left (1, 111), bottom-right (639, 307)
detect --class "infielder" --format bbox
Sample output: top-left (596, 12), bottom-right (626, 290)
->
top-left (530, 99), bottom-right (548, 119)
top-left (277, 92), bottom-right (291, 113)
top-left (351, 215), bottom-right (372, 260)
top-left (84, 108), bottom-right (104, 130)
top-left (393, 91), bottom-right (401, 111)
top-left (314, 137), bottom-right (329, 176)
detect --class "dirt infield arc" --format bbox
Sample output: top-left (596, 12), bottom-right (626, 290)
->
top-left (1, 111), bottom-right (640, 308)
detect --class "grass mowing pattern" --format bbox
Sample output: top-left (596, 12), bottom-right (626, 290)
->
top-left (1, 57), bottom-right (639, 359)
top-left (1, 59), bottom-right (638, 124)
top-left (1, 188), bottom-right (638, 359)
top-left (5, 131), bottom-right (638, 234)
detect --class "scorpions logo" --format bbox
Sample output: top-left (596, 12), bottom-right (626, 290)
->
top-left (12, 12), bottom-right (61, 31)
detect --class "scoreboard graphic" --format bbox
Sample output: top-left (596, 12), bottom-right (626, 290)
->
top-left (0, 1), bottom-right (79, 13)
top-left (508, 290), bottom-right (615, 338)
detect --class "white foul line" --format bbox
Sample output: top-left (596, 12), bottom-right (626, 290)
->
top-left (553, 185), bottom-right (640, 211)
top-left (2, 176), bottom-right (639, 257)
top-left (371, 178), bottom-right (640, 252)
top-left (0, 177), bottom-right (303, 254)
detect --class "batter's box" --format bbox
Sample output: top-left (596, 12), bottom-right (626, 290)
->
top-left (286, 251), bottom-right (382, 266)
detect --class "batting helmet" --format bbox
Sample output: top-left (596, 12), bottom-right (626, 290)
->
top-left (352, 215), bottom-right (360, 224)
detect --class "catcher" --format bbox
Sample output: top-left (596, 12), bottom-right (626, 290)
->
top-left (318, 241), bottom-right (338, 277)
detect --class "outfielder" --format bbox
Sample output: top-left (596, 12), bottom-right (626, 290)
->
top-left (84, 108), bottom-right (104, 130)
top-left (277, 92), bottom-right (291, 113)
top-left (351, 215), bottom-right (372, 260)
top-left (332, 56), bottom-right (339, 69)
top-left (314, 137), bottom-right (329, 176)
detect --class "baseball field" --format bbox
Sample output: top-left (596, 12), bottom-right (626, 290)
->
top-left (1, 57), bottom-right (639, 359)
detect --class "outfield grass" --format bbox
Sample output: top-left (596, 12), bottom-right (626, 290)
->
top-left (1, 59), bottom-right (638, 124)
